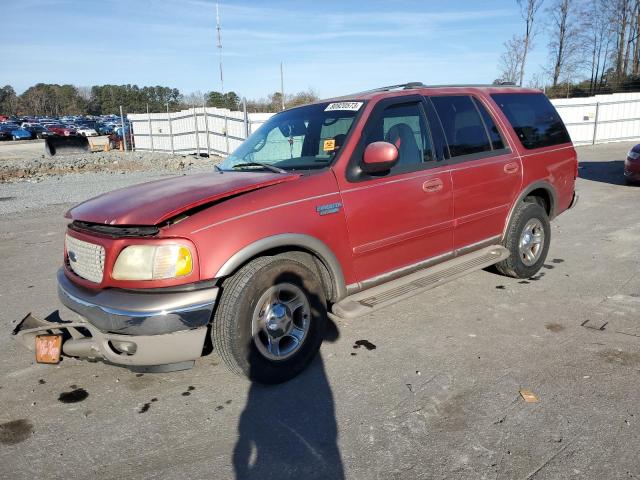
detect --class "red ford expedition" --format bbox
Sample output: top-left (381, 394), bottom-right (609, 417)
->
top-left (14, 83), bottom-right (578, 383)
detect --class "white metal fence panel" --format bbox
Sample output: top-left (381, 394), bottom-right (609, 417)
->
top-left (129, 93), bottom-right (640, 154)
top-left (128, 107), bottom-right (274, 156)
top-left (551, 93), bottom-right (640, 145)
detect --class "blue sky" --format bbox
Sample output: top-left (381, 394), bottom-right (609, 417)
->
top-left (3, 0), bottom-right (549, 99)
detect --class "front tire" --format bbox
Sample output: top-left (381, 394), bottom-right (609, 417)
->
top-left (496, 201), bottom-right (550, 279)
top-left (212, 254), bottom-right (327, 384)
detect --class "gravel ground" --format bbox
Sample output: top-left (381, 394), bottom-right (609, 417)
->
top-left (0, 146), bottom-right (221, 215)
top-left (0, 142), bottom-right (639, 480)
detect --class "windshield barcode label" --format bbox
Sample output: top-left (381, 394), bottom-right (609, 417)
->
top-left (324, 102), bottom-right (363, 112)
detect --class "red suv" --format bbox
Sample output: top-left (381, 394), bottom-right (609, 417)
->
top-left (14, 83), bottom-right (578, 383)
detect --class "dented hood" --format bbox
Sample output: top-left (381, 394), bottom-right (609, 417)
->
top-left (66, 171), bottom-right (299, 225)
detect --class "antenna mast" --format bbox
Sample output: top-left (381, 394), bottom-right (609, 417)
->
top-left (216, 2), bottom-right (224, 93)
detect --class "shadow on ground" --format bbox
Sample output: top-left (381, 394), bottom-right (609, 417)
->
top-left (579, 160), bottom-right (637, 186)
top-left (233, 354), bottom-right (344, 480)
top-left (232, 268), bottom-right (344, 480)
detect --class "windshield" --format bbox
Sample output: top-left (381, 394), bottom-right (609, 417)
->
top-left (219, 101), bottom-right (362, 172)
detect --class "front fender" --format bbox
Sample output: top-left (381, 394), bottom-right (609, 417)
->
top-left (215, 233), bottom-right (347, 302)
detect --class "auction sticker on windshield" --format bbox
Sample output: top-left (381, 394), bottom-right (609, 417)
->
top-left (325, 102), bottom-right (363, 112)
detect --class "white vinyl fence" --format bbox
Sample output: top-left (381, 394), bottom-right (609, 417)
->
top-left (128, 107), bottom-right (274, 156)
top-left (128, 92), bottom-right (640, 155)
top-left (551, 92), bottom-right (640, 146)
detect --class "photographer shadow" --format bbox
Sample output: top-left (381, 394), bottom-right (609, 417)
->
top-left (232, 273), bottom-right (344, 480)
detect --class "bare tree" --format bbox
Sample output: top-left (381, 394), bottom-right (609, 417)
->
top-left (498, 35), bottom-right (526, 84)
top-left (527, 72), bottom-right (546, 89)
top-left (517, 0), bottom-right (545, 86)
top-left (580, 0), bottom-right (616, 93)
top-left (181, 90), bottom-right (207, 106)
top-left (76, 86), bottom-right (92, 102)
top-left (546, 0), bottom-right (580, 86)
top-left (632, 0), bottom-right (640, 75)
top-left (613, 0), bottom-right (632, 78)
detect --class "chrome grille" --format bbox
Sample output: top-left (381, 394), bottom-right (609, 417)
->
top-left (65, 235), bottom-right (105, 283)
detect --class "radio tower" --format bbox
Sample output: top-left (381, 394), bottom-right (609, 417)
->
top-left (216, 2), bottom-right (224, 93)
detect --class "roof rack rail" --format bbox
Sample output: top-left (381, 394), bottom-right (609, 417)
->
top-left (351, 82), bottom-right (426, 96)
top-left (420, 83), bottom-right (521, 88)
top-left (349, 82), bottom-right (523, 97)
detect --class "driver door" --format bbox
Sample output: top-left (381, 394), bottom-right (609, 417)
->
top-left (337, 97), bottom-right (454, 284)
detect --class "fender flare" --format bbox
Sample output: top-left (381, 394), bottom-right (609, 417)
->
top-left (502, 180), bottom-right (557, 240)
top-left (215, 233), bottom-right (347, 302)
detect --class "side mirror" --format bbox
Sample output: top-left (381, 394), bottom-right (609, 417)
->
top-left (362, 141), bottom-right (399, 173)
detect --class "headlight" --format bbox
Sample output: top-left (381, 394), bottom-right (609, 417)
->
top-left (628, 150), bottom-right (640, 160)
top-left (112, 244), bottom-right (193, 280)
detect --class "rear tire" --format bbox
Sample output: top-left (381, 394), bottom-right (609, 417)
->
top-left (212, 254), bottom-right (327, 384)
top-left (496, 202), bottom-right (550, 279)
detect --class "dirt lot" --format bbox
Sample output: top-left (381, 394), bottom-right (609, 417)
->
top-left (0, 138), bottom-right (218, 183)
top-left (0, 142), bottom-right (639, 479)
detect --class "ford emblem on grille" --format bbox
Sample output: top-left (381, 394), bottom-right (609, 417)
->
top-left (68, 251), bottom-right (77, 263)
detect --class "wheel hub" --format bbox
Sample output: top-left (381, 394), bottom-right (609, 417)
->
top-left (265, 303), bottom-right (292, 338)
top-left (519, 218), bottom-right (545, 266)
top-left (251, 283), bottom-right (311, 361)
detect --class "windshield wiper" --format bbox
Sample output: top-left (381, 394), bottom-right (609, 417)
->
top-left (231, 162), bottom-right (288, 174)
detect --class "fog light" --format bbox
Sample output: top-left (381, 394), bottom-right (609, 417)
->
top-left (110, 340), bottom-right (137, 355)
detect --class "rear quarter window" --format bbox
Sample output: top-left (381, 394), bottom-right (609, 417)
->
top-left (490, 93), bottom-right (571, 150)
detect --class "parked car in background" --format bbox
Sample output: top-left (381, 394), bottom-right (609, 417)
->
top-left (95, 123), bottom-right (113, 135)
top-left (625, 144), bottom-right (640, 184)
top-left (46, 124), bottom-right (76, 136)
top-left (24, 124), bottom-right (53, 139)
top-left (76, 126), bottom-right (98, 137)
top-left (0, 125), bottom-right (12, 140)
top-left (8, 126), bottom-right (33, 140)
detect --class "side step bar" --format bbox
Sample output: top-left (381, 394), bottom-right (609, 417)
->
top-left (331, 245), bottom-right (509, 319)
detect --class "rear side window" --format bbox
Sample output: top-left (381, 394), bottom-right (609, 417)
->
top-left (430, 96), bottom-right (492, 157)
top-left (491, 93), bottom-right (571, 149)
top-left (472, 97), bottom-right (505, 150)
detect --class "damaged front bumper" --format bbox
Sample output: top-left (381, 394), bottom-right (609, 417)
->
top-left (12, 313), bottom-right (208, 370)
top-left (12, 269), bottom-right (219, 370)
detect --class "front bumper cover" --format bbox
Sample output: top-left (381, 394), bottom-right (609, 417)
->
top-left (10, 270), bottom-right (220, 369)
top-left (12, 313), bottom-right (207, 368)
top-left (57, 269), bottom-right (218, 335)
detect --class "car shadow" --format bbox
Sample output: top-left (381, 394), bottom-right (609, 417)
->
top-left (232, 272), bottom-right (344, 480)
top-left (579, 160), bottom-right (635, 186)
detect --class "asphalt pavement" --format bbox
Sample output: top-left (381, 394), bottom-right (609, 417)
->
top-left (0, 142), bottom-right (639, 479)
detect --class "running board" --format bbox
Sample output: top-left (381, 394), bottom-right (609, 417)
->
top-left (331, 245), bottom-right (509, 319)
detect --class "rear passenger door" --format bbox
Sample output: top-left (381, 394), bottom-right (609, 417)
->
top-left (428, 95), bottom-right (522, 250)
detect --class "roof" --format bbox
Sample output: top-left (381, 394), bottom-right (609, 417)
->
top-left (319, 82), bottom-right (543, 103)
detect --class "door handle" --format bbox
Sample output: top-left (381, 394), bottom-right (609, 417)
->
top-left (504, 162), bottom-right (520, 174)
top-left (422, 178), bottom-right (444, 193)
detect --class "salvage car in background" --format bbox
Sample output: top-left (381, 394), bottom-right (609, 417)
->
top-left (625, 144), bottom-right (640, 184)
top-left (46, 124), bottom-right (76, 136)
top-left (76, 126), bottom-right (98, 137)
top-left (0, 125), bottom-right (12, 140)
top-left (24, 124), bottom-right (53, 139)
top-left (8, 126), bottom-right (32, 140)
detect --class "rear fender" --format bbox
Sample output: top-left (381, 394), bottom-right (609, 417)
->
top-left (502, 181), bottom-right (557, 240)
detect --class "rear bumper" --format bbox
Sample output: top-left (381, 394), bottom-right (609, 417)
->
top-left (57, 269), bottom-right (218, 335)
top-left (568, 191), bottom-right (579, 209)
